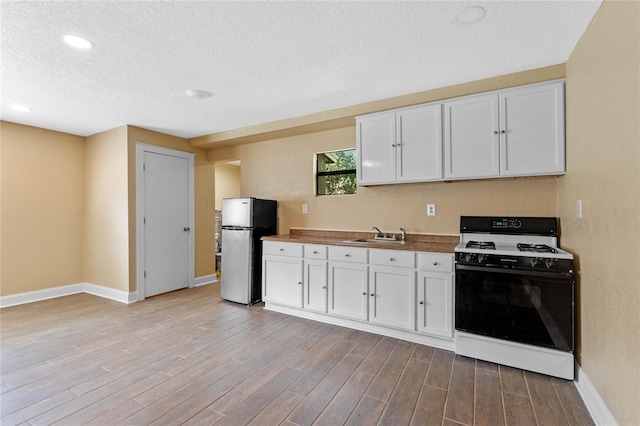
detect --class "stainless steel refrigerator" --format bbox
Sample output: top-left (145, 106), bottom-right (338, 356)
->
top-left (220, 197), bottom-right (277, 304)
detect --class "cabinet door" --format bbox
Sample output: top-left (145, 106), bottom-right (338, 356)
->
top-left (304, 259), bottom-right (327, 313)
top-left (417, 272), bottom-right (453, 338)
top-left (444, 94), bottom-right (500, 179)
top-left (262, 255), bottom-right (303, 308)
top-left (500, 81), bottom-right (565, 176)
top-left (369, 265), bottom-right (416, 331)
top-left (356, 112), bottom-right (396, 185)
top-left (328, 262), bottom-right (368, 321)
top-left (396, 104), bottom-right (443, 182)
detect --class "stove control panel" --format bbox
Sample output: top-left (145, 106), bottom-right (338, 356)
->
top-left (491, 219), bottom-right (522, 229)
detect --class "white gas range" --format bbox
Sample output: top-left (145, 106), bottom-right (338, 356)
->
top-left (454, 216), bottom-right (576, 380)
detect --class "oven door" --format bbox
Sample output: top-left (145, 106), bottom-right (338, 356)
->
top-left (455, 264), bottom-right (574, 352)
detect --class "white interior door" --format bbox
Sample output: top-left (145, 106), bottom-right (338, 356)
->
top-left (141, 149), bottom-right (192, 298)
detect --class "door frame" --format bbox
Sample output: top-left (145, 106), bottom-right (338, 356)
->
top-left (135, 143), bottom-right (195, 301)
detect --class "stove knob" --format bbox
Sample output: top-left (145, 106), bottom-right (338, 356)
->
top-left (477, 254), bottom-right (485, 264)
top-left (545, 258), bottom-right (556, 268)
top-left (464, 253), bottom-right (472, 262)
top-left (530, 257), bottom-right (539, 267)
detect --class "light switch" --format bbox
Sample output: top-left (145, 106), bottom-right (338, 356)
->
top-left (302, 204), bottom-right (309, 215)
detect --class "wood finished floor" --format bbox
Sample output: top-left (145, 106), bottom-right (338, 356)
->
top-left (0, 283), bottom-right (593, 426)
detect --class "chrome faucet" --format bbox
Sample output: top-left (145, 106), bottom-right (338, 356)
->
top-left (372, 226), bottom-right (384, 238)
top-left (400, 227), bottom-right (406, 242)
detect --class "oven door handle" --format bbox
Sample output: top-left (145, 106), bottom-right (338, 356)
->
top-left (455, 264), bottom-right (574, 279)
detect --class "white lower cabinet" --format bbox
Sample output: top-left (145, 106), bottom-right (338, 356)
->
top-left (417, 253), bottom-right (454, 338)
top-left (303, 244), bottom-right (328, 313)
top-left (262, 241), bottom-right (303, 308)
top-left (369, 265), bottom-right (416, 331)
top-left (328, 261), bottom-right (368, 321)
top-left (262, 241), bottom-right (454, 347)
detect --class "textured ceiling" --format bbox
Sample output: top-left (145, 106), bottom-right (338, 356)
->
top-left (1, 1), bottom-right (602, 139)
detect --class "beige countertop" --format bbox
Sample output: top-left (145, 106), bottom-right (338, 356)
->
top-left (262, 228), bottom-right (459, 254)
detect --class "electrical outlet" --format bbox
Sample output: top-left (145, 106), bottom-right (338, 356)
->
top-left (302, 204), bottom-right (309, 215)
top-left (427, 203), bottom-right (437, 217)
top-left (576, 200), bottom-right (582, 219)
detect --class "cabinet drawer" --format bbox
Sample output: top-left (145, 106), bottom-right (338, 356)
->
top-left (328, 246), bottom-right (368, 263)
top-left (369, 249), bottom-right (415, 268)
top-left (304, 244), bottom-right (328, 260)
top-left (418, 253), bottom-right (453, 273)
top-left (263, 241), bottom-right (303, 257)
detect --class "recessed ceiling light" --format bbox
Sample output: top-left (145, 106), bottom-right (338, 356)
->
top-left (63, 34), bottom-right (94, 50)
top-left (454, 6), bottom-right (486, 25)
top-left (10, 104), bottom-right (31, 112)
top-left (186, 89), bottom-right (213, 99)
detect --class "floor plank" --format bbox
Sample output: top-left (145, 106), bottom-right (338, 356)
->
top-left (0, 283), bottom-right (593, 426)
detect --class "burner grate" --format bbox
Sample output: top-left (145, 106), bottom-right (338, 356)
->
top-left (517, 243), bottom-right (557, 253)
top-left (466, 241), bottom-right (496, 250)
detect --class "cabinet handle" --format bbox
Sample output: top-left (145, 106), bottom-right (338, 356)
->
top-left (279, 248), bottom-right (285, 252)
top-left (493, 131), bottom-right (499, 135)
top-left (433, 262), bottom-right (439, 266)
top-left (322, 286), bottom-right (326, 290)
top-left (313, 251), bottom-right (319, 254)
top-left (298, 282), bottom-right (302, 285)
top-left (389, 257), bottom-right (395, 262)
top-left (419, 301), bottom-right (424, 305)
top-left (362, 292), bottom-right (367, 296)
top-left (345, 254), bottom-right (351, 257)
top-left (391, 144), bottom-right (397, 147)
top-left (501, 130), bottom-right (506, 134)
top-left (370, 293), bottom-right (375, 297)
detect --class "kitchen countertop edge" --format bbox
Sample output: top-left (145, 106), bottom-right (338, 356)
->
top-left (262, 230), bottom-right (459, 254)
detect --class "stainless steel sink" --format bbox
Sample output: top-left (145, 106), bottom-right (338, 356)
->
top-left (343, 238), bottom-right (410, 245)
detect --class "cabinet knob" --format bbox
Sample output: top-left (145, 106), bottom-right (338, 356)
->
top-left (322, 286), bottom-right (326, 290)
top-left (433, 262), bottom-right (439, 266)
top-left (493, 131), bottom-right (499, 135)
top-left (389, 257), bottom-right (395, 262)
top-left (419, 301), bottom-right (424, 305)
top-left (362, 292), bottom-right (367, 295)
top-left (501, 130), bottom-right (506, 134)
top-left (391, 144), bottom-right (397, 147)
top-left (345, 254), bottom-right (351, 257)
top-left (313, 251), bottom-right (319, 254)
top-left (298, 282), bottom-right (302, 285)
top-left (370, 293), bottom-right (375, 297)
top-left (279, 248), bottom-right (285, 252)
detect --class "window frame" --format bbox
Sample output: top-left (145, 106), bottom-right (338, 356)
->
top-left (314, 149), bottom-right (357, 196)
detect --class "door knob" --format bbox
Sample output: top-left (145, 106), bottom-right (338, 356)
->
top-left (184, 227), bottom-right (190, 232)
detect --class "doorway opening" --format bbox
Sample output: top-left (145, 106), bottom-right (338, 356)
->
top-left (214, 160), bottom-right (241, 275)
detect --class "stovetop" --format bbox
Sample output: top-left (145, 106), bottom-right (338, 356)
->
top-left (455, 216), bottom-right (574, 271)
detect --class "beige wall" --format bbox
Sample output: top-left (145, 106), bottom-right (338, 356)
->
top-left (561, 1), bottom-right (640, 424)
top-left (0, 122), bottom-right (85, 296)
top-left (209, 82), bottom-right (560, 236)
top-left (214, 162), bottom-right (241, 210)
top-left (0, 123), bottom-right (216, 297)
top-left (127, 126), bottom-right (216, 288)
top-left (84, 126), bottom-right (129, 292)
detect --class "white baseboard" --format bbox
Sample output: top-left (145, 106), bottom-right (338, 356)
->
top-left (83, 283), bottom-right (136, 304)
top-left (0, 283), bottom-right (136, 308)
top-left (194, 274), bottom-right (217, 287)
top-left (575, 363), bottom-right (618, 426)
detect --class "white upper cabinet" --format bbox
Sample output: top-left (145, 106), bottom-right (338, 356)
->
top-left (356, 112), bottom-right (396, 185)
top-left (357, 80), bottom-right (565, 185)
top-left (356, 104), bottom-right (443, 185)
top-left (499, 81), bottom-right (565, 176)
top-left (444, 80), bottom-right (566, 180)
top-left (444, 93), bottom-right (500, 179)
top-left (396, 104), bottom-right (443, 182)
